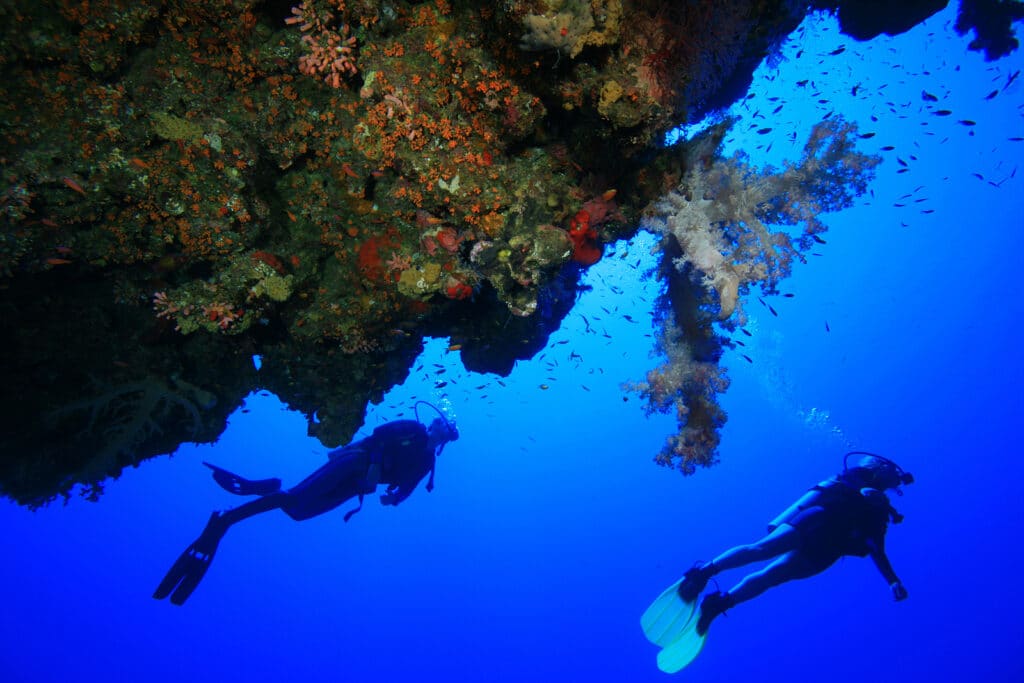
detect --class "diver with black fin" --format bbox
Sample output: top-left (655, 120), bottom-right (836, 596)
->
top-left (642, 452), bottom-right (913, 674)
top-left (153, 402), bottom-right (459, 606)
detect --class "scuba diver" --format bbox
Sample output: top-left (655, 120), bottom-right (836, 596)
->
top-left (642, 452), bottom-right (913, 673)
top-left (154, 402), bottom-right (459, 606)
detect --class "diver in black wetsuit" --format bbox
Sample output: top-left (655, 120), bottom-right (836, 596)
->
top-left (677, 453), bottom-right (913, 636)
top-left (154, 406), bottom-right (459, 605)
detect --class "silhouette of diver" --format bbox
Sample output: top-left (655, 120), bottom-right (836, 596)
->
top-left (676, 453), bottom-right (913, 636)
top-left (154, 404), bottom-right (459, 605)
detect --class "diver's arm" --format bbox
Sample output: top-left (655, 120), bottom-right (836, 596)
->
top-left (866, 538), bottom-right (907, 601)
top-left (380, 479), bottom-right (419, 506)
top-left (360, 446), bottom-right (383, 493)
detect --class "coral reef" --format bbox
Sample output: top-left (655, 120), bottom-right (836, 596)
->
top-left (0, 0), bottom-right (1011, 503)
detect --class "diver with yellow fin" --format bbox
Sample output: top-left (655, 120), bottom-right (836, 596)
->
top-left (642, 452), bottom-right (913, 673)
top-left (153, 402), bottom-right (458, 606)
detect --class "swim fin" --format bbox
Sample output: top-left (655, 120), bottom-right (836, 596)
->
top-left (204, 462), bottom-right (282, 496)
top-left (655, 626), bottom-right (707, 674)
top-left (153, 512), bottom-right (226, 606)
top-left (641, 577), bottom-right (699, 648)
top-left (642, 575), bottom-right (710, 673)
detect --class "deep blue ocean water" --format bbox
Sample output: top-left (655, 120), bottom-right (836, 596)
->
top-left (3, 7), bottom-right (1022, 682)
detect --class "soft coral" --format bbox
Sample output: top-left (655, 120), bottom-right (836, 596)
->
top-left (567, 209), bottom-right (602, 265)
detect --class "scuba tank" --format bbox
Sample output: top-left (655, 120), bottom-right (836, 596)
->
top-left (767, 478), bottom-right (838, 532)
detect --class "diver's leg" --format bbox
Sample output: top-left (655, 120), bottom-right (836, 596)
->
top-left (726, 550), bottom-right (813, 604)
top-left (695, 550), bottom-right (816, 635)
top-left (707, 523), bottom-right (802, 573)
top-left (679, 524), bottom-right (802, 602)
top-left (218, 491), bottom-right (292, 525)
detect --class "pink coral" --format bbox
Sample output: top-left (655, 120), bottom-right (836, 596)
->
top-left (435, 227), bottom-right (461, 253)
top-left (286, 3), bottom-right (358, 88)
top-left (202, 302), bottom-right (242, 330)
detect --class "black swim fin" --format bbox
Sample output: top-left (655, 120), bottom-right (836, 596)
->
top-left (153, 512), bottom-right (226, 606)
top-left (204, 462), bottom-right (282, 496)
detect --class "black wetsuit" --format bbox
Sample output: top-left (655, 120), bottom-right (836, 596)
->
top-left (282, 420), bottom-right (436, 520)
top-left (785, 480), bottom-right (891, 575)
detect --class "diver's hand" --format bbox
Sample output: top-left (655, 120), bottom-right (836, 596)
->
top-left (890, 581), bottom-right (908, 601)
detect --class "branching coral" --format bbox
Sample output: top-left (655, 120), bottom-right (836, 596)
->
top-left (626, 313), bottom-right (729, 473)
top-left (632, 116), bottom-right (879, 473)
top-left (642, 116), bottom-right (880, 320)
top-left (42, 377), bottom-right (211, 501)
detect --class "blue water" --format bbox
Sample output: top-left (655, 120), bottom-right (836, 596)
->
top-left (3, 8), bottom-right (1023, 682)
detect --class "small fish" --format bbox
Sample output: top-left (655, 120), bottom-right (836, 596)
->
top-left (933, 109), bottom-right (953, 116)
top-left (435, 381), bottom-right (448, 388)
top-left (922, 90), bottom-right (939, 102)
top-left (447, 344), bottom-right (462, 351)
top-left (825, 321), bottom-right (830, 332)
top-left (958, 120), bottom-right (976, 126)
top-left (741, 354), bottom-right (753, 363)
top-left (741, 328), bottom-right (752, 337)
top-left (539, 384), bottom-right (550, 390)
top-left (828, 46), bottom-right (846, 56)
top-left (62, 177), bottom-right (87, 195)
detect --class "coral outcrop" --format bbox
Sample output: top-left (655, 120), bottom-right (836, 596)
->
top-left (0, 0), bottom-right (1013, 503)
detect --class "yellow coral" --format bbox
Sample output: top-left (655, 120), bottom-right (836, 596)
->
top-left (150, 112), bottom-right (204, 142)
top-left (397, 262), bottom-right (442, 299)
top-left (598, 80), bottom-right (623, 117)
top-left (251, 274), bottom-right (294, 302)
